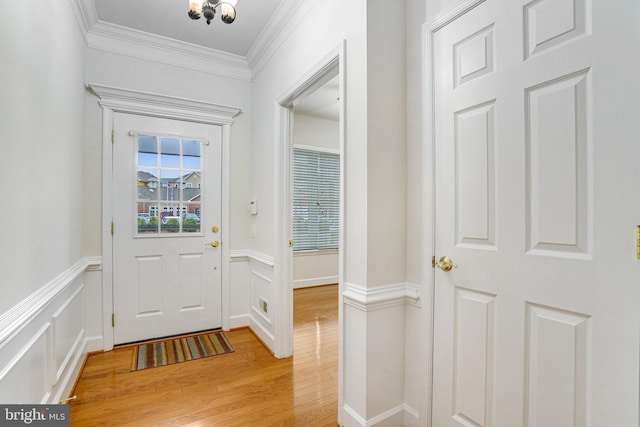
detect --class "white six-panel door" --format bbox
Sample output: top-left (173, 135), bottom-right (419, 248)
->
top-left (430, 0), bottom-right (639, 425)
top-left (112, 113), bottom-right (223, 344)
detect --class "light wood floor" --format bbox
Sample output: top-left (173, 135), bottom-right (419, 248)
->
top-left (70, 285), bottom-right (339, 426)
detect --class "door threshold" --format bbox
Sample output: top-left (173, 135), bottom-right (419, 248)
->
top-left (115, 328), bottom-right (223, 349)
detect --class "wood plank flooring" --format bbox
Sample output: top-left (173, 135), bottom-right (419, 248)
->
top-left (70, 285), bottom-right (339, 426)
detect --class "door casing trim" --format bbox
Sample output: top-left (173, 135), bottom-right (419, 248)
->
top-left (273, 40), bottom-right (346, 424)
top-left (89, 84), bottom-right (241, 351)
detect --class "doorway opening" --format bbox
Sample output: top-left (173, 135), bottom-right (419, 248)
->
top-left (274, 42), bottom-right (345, 422)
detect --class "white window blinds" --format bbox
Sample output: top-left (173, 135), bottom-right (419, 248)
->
top-left (292, 148), bottom-right (340, 251)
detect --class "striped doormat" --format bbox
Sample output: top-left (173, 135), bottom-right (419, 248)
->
top-left (131, 331), bottom-right (234, 371)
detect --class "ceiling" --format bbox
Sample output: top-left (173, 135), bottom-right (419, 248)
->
top-left (91, 0), bottom-right (339, 121)
top-left (293, 76), bottom-right (340, 121)
top-left (93, 0), bottom-right (282, 57)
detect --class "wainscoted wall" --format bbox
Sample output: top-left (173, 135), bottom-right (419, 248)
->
top-left (0, 257), bottom-right (101, 404)
top-left (342, 281), bottom-right (420, 427)
top-left (229, 250), bottom-right (275, 350)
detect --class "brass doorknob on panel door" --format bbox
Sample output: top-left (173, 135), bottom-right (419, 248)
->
top-left (205, 240), bottom-right (219, 248)
top-left (435, 256), bottom-right (457, 272)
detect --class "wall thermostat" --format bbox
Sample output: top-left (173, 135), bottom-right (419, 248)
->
top-left (249, 199), bottom-right (258, 215)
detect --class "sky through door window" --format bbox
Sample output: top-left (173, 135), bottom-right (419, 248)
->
top-left (292, 148), bottom-right (339, 251)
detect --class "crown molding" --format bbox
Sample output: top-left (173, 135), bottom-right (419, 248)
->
top-left (246, 0), bottom-right (316, 79)
top-left (73, 0), bottom-right (313, 82)
top-left (69, 0), bottom-right (98, 44)
top-left (86, 20), bottom-right (252, 82)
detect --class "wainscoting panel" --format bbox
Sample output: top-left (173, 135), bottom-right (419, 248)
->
top-left (248, 255), bottom-right (275, 350)
top-left (52, 286), bottom-right (85, 384)
top-left (342, 282), bottom-right (420, 427)
top-left (0, 257), bottom-right (101, 404)
top-left (0, 324), bottom-right (51, 403)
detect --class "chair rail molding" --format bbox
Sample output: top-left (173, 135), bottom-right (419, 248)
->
top-left (0, 257), bottom-right (101, 347)
top-left (0, 256), bottom-right (101, 404)
top-left (230, 249), bottom-right (275, 269)
top-left (343, 282), bottom-right (421, 312)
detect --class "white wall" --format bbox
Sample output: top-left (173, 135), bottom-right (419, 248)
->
top-left (0, 0), bottom-right (99, 404)
top-left (249, 0), bottom-right (416, 425)
top-left (292, 113), bottom-right (339, 288)
top-left (0, 0), bottom-right (86, 315)
top-left (293, 113), bottom-right (339, 151)
top-left (247, 0), bottom-right (370, 363)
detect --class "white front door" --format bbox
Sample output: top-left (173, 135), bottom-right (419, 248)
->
top-left (431, 0), bottom-right (639, 425)
top-left (112, 113), bottom-right (222, 344)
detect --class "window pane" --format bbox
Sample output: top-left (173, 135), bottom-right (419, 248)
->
top-left (183, 140), bottom-right (201, 169)
top-left (161, 138), bottom-right (181, 168)
top-left (181, 172), bottom-right (201, 202)
top-left (137, 202), bottom-right (157, 233)
top-left (137, 135), bottom-right (158, 167)
top-left (183, 203), bottom-right (201, 233)
top-left (136, 135), bottom-right (204, 237)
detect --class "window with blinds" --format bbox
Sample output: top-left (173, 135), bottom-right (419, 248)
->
top-left (292, 148), bottom-right (340, 251)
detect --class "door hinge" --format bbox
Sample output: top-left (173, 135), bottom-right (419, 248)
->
top-left (111, 129), bottom-right (115, 144)
top-left (111, 313), bottom-right (115, 328)
top-left (111, 221), bottom-right (114, 236)
top-left (636, 225), bottom-right (640, 259)
top-left (432, 256), bottom-right (436, 268)
top-left (289, 240), bottom-right (294, 248)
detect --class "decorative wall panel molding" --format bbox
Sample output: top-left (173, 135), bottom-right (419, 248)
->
top-left (0, 258), bottom-right (100, 347)
top-left (0, 257), bottom-right (100, 404)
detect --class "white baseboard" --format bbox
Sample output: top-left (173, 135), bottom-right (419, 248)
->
top-left (228, 314), bottom-right (251, 330)
top-left (84, 335), bottom-right (104, 353)
top-left (247, 313), bottom-right (275, 354)
top-left (293, 276), bottom-right (339, 289)
top-left (342, 403), bottom-right (412, 427)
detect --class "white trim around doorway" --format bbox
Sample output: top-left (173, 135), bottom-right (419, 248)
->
top-left (273, 39), bottom-right (346, 425)
top-left (88, 84), bottom-right (241, 351)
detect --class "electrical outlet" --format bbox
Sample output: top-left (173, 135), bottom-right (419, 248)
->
top-left (259, 297), bottom-right (268, 314)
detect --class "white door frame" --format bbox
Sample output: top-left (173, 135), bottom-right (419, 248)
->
top-left (273, 40), bottom-right (346, 421)
top-left (422, 1), bottom-right (486, 424)
top-left (89, 84), bottom-right (241, 351)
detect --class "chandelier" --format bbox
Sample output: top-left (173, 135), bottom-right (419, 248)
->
top-left (188, 0), bottom-right (238, 25)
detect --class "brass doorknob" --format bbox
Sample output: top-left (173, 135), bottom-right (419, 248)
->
top-left (435, 256), bottom-right (457, 272)
top-left (205, 240), bottom-right (219, 248)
